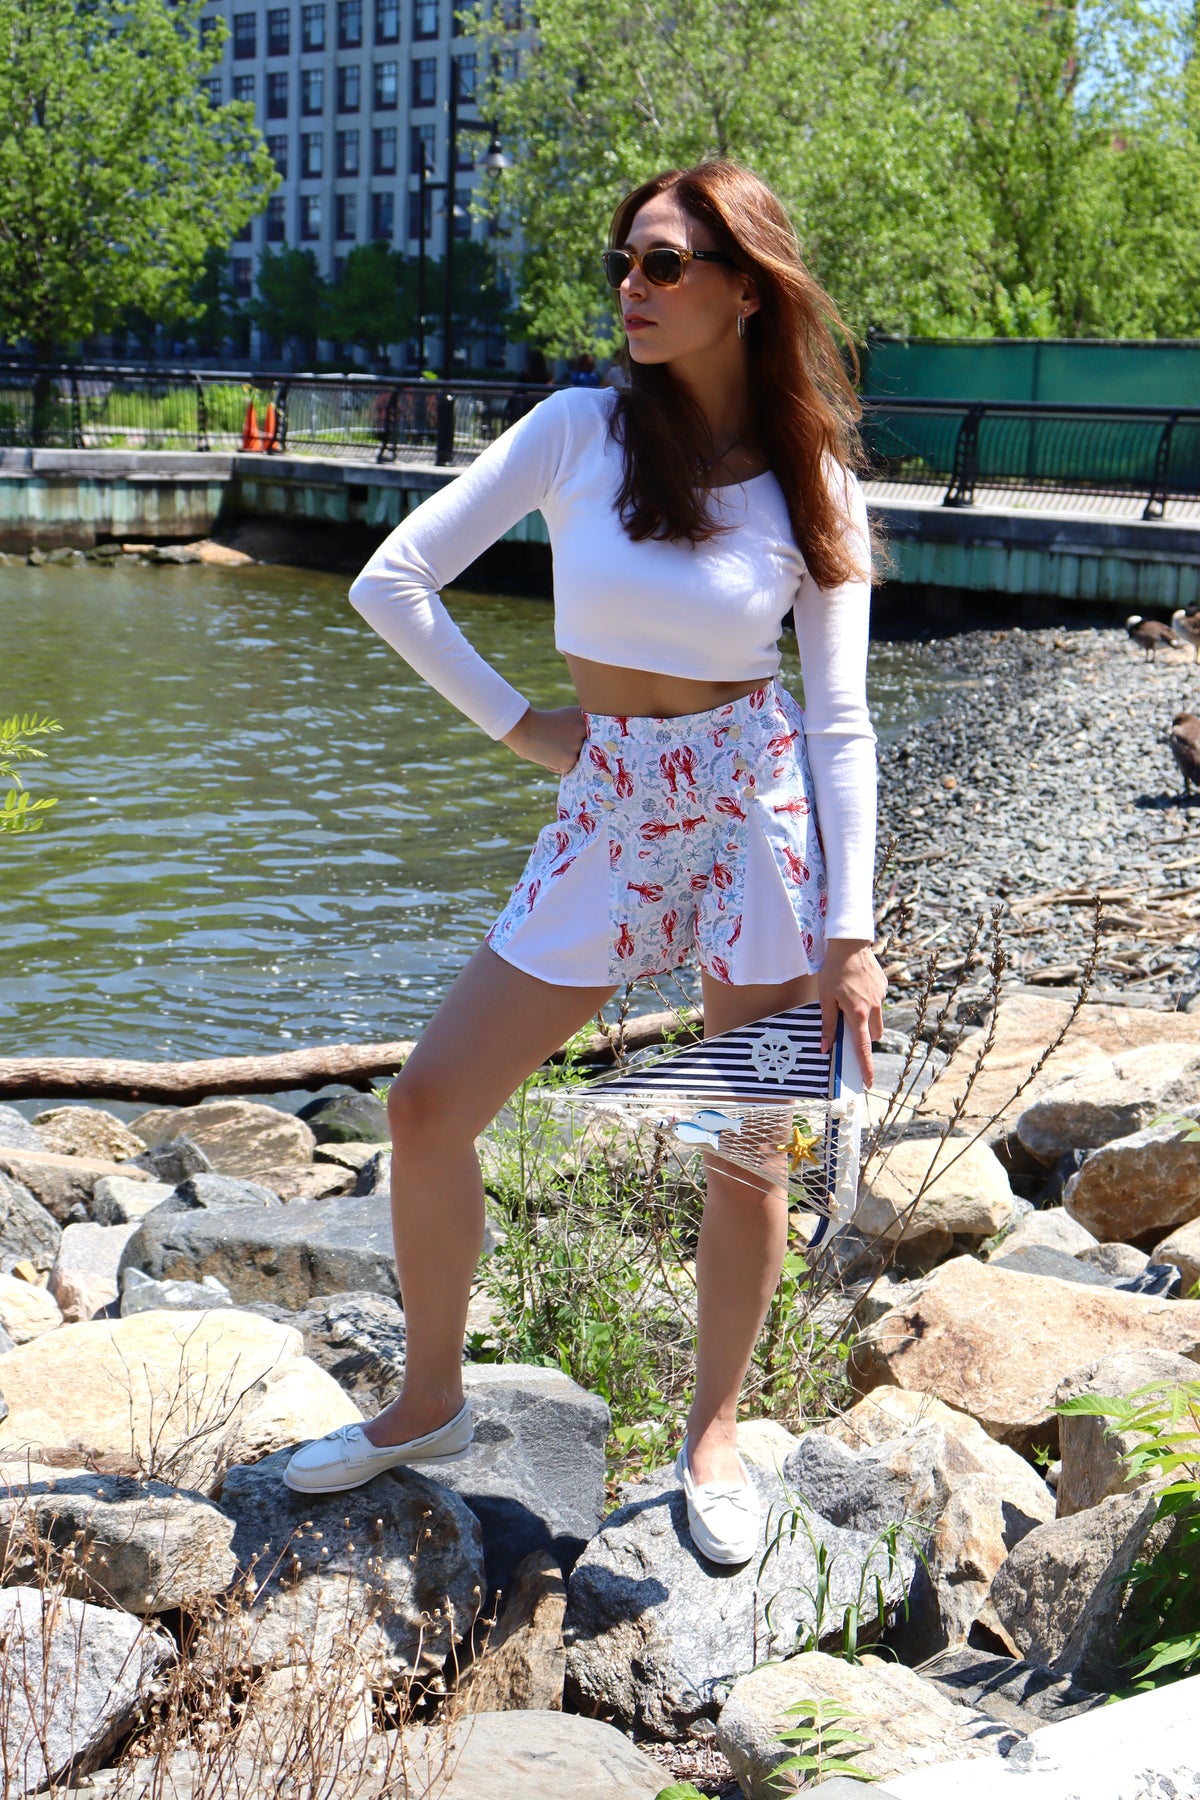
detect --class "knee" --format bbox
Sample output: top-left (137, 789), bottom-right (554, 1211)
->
top-left (386, 1063), bottom-right (444, 1145)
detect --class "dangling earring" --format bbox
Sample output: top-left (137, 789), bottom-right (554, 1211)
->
top-left (737, 312), bottom-right (746, 340)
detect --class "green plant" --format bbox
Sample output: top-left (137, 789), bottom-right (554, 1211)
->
top-left (759, 1486), bottom-right (923, 1662)
top-left (1057, 1379), bottom-right (1200, 1688)
top-left (771, 1696), bottom-right (875, 1789)
top-left (1148, 1112), bottom-right (1200, 1143)
top-left (0, 711), bottom-right (61, 834)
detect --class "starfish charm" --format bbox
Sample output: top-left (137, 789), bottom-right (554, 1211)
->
top-left (776, 1121), bottom-right (820, 1173)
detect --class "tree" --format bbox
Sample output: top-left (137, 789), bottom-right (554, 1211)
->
top-left (320, 243), bottom-right (418, 365)
top-left (249, 246), bottom-right (326, 365)
top-left (0, 0), bottom-right (278, 359)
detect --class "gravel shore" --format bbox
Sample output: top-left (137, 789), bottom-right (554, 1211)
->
top-left (874, 622), bottom-right (1200, 1008)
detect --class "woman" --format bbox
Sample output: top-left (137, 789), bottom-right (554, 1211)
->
top-left (285, 160), bottom-right (887, 1566)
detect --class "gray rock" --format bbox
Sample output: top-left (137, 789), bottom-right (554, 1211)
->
top-left (120, 1268), bottom-right (234, 1314)
top-left (1016, 1047), bottom-right (1200, 1159)
top-left (0, 1147), bottom-right (148, 1225)
top-left (353, 1147), bottom-right (391, 1196)
top-left (1063, 1116), bottom-right (1200, 1243)
top-left (153, 1172), bottom-right (283, 1216)
top-left (297, 1092), bottom-right (390, 1145)
top-left (0, 1323), bottom-right (14, 1357)
top-left (212, 1447), bottom-right (485, 1676)
top-left (1117, 1261), bottom-right (1182, 1297)
top-left (0, 1470), bottom-right (236, 1612)
top-left (402, 1710), bottom-right (666, 1798)
top-left (0, 1585), bottom-right (173, 1787)
top-left (434, 1364), bottom-right (610, 1601)
top-left (117, 1192), bottom-right (400, 1309)
top-left (1077, 1242), bottom-right (1149, 1280)
top-left (49, 1221), bottom-right (140, 1322)
top-left (0, 1106), bottom-right (46, 1152)
top-left (91, 1174), bottom-right (175, 1225)
top-left (564, 1462), bottom-right (913, 1738)
top-left (126, 1134), bottom-right (214, 1184)
top-left (0, 1168), bottom-right (62, 1273)
top-left (245, 1290), bottom-right (406, 1413)
top-left (989, 1243), bottom-right (1116, 1287)
top-left (781, 1424), bottom-right (955, 1535)
top-left (1056, 1346), bottom-right (1200, 1517)
top-left (984, 1206), bottom-right (1097, 1261)
top-left (916, 1646), bottom-right (1108, 1732)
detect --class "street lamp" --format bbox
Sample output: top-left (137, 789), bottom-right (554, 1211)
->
top-left (440, 59), bottom-right (509, 385)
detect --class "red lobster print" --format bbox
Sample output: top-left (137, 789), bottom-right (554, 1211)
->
top-left (709, 953), bottom-right (732, 983)
top-left (660, 908), bottom-right (680, 948)
top-left (749, 686), bottom-right (768, 710)
top-left (639, 819), bottom-right (682, 844)
top-left (782, 847), bottom-right (810, 885)
top-left (524, 877), bottom-right (542, 910)
top-left (678, 813), bottom-right (707, 836)
top-left (627, 880), bottom-right (665, 903)
top-left (767, 728), bottom-right (802, 759)
top-left (715, 795), bottom-right (747, 823)
top-left (614, 715), bottom-right (630, 737)
top-left (615, 922), bottom-right (636, 961)
top-left (613, 756), bottom-right (635, 799)
top-left (588, 744), bottom-right (613, 779)
top-left (659, 751), bottom-right (681, 795)
top-left (726, 913), bottom-right (743, 947)
top-left (689, 871), bottom-right (710, 893)
top-left (773, 798), bottom-right (810, 818)
top-left (553, 827), bottom-right (571, 858)
top-left (674, 745), bottom-right (699, 789)
top-left (575, 801), bottom-right (597, 835)
top-left (609, 839), bottom-right (623, 869)
top-left (711, 858), bottom-right (734, 893)
top-left (549, 856), bottom-right (576, 880)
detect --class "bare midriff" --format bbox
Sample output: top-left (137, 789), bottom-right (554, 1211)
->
top-left (563, 652), bottom-right (768, 719)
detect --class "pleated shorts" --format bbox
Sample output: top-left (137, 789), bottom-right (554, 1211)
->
top-left (485, 677), bottom-right (828, 987)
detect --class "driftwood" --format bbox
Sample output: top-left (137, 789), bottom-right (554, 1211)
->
top-left (0, 1007), bottom-right (703, 1105)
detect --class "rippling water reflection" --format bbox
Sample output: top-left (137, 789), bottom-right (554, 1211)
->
top-left (1, 562), bottom-right (953, 1059)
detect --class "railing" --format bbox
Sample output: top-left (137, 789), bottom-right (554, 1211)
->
top-left (3, 366), bottom-right (1200, 519)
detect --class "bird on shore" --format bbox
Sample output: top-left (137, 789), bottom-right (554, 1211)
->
top-left (1126, 615), bottom-right (1177, 662)
top-left (1171, 608), bottom-right (1200, 662)
top-left (1169, 711), bottom-right (1200, 800)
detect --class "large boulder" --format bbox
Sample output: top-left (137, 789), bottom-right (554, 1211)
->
top-left (247, 1290), bottom-right (407, 1414)
top-left (715, 1652), bottom-right (1012, 1795)
top-left (1062, 1118), bottom-right (1200, 1242)
top-left (0, 1146), bottom-right (150, 1225)
top-left (1154, 1215), bottom-right (1200, 1294)
top-left (212, 1448), bottom-right (485, 1676)
top-left (852, 1255), bottom-right (1200, 1456)
top-left (401, 1710), bottom-right (667, 1798)
top-left (118, 1192), bottom-right (400, 1310)
top-left (32, 1106), bottom-right (146, 1162)
top-left (1016, 1045), bottom-right (1200, 1160)
top-left (129, 1099), bottom-right (316, 1179)
top-left (0, 1270), bottom-right (62, 1342)
top-left (0, 1168), bottom-right (62, 1272)
top-left (853, 1135), bottom-right (1014, 1263)
top-left (127, 1134), bottom-right (214, 1185)
top-left (782, 1424), bottom-right (955, 1534)
top-left (0, 1467), bottom-right (235, 1611)
top-left (986, 1243), bottom-right (1115, 1288)
top-left (0, 1105), bottom-right (46, 1151)
top-left (120, 1268), bottom-right (234, 1314)
top-left (1077, 1241), bottom-right (1149, 1280)
top-left (0, 1308), bottom-right (358, 1490)
top-left (0, 1586), bottom-right (173, 1788)
top-left (899, 1470), bottom-right (1055, 1660)
top-left (49, 1221), bottom-right (140, 1322)
top-left (148, 1172), bottom-right (284, 1216)
top-left (563, 1461), bottom-right (912, 1739)
top-left (916, 1645), bottom-right (1107, 1731)
top-left (92, 1174), bottom-right (175, 1225)
top-left (984, 1206), bottom-right (1097, 1261)
top-left (457, 1549), bottom-right (567, 1714)
top-left (251, 1163), bottom-right (355, 1202)
top-left (296, 1092), bottom-right (389, 1145)
top-left (1055, 1346), bottom-right (1200, 1518)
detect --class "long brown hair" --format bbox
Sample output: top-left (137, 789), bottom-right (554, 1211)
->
top-left (606, 161), bottom-right (873, 589)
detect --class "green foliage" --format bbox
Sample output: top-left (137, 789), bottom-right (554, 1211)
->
top-left (1057, 1379), bottom-right (1200, 1688)
top-left (467, 0), bottom-right (1200, 351)
top-left (0, 711), bottom-right (61, 836)
top-left (250, 247), bottom-right (326, 364)
top-left (1149, 1112), bottom-right (1200, 1143)
top-left (0, 0), bottom-right (277, 354)
top-left (772, 1696), bottom-right (875, 1789)
top-left (320, 244), bottom-right (417, 364)
top-left (760, 1486), bottom-right (922, 1662)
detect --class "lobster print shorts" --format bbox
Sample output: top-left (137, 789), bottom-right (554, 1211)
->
top-left (485, 678), bottom-right (829, 987)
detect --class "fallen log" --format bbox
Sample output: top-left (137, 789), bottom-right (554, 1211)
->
top-left (0, 1007), bottom-right (703, 1104)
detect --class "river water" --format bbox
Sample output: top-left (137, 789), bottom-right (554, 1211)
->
top-left (1, 562), bottom-right (956, 1060)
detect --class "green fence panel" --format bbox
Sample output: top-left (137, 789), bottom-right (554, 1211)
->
top-left (863, 338), bottom-right (1200, 407)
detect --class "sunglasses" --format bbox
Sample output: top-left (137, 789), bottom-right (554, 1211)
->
top-left (601, 244), bottom-right (738, 289)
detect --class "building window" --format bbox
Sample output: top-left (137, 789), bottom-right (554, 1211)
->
top-left (267, 133), bottom-right (289, 176)
top-left (300, 194), bottom-right (322, 240)
top-left (235, 216), bottom-right (254, 244)
top-left (301, 2), bottom-right (325, 49)
top-left (409, 122), bottom-right (435, 175)
top-left (498, 45), bottom-right (519, 80)
top-left (337, 0), bottom-right (362, 46)
top-left (450, 0), bottom-right (474, 35)
top-left (266, 195), bottom-right (287, 241)
top-left (233, 73), bottom-right (255, 104)
top-left (301, 131), bottom-right (324, 177)
top-left (336, 192), bottom-right (358, 239)
top-left (337, 64), bottom-right (361, 110)
top-left (336, 127), bottom-right (359, 175)
top-left (372, 125), bottom-right (397, 174)
top-left (407, 186), bottom-right (432, 239)
top-left (373, 59), bottom-right (398, 107)
top-left (375, 0), bottom-right (400, 41)
top-left (233, 11), bottom-right (256, 57)
top-left (410, 56), bottom-right (435, 106)
top-left (499, 0), bottom-right (520, 23)
top-left (267, 71), bottom-right (289, 118)
top-left (412, 0), bottom-right (437, 39)
top-left (454, 52), bottom-right (475, 101)
top-left (371, 192), bottom-right (395, 240)
top-left (200, 75), bottom-right (222, 108)
top-left (199, 16), bottom-right (219, 48)
top-left (232, 259), bottom-right (254, 299)
top-left (301, 67), bottom-right (324, 113)
top-left (267, 5), bottom-right (290, 53)
top-left (454, 184), bottom-right (471, 238)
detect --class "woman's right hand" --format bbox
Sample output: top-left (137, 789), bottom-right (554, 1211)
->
top-left (502, 705), bottom-right (588, 774)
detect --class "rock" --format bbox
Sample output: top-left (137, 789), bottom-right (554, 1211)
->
top-left (0, 1170), bottom-right (61, 1272)
top-left (129, 1099), bottom-right (315, 1178)
top-left (246, 1290), bottom-right (406, 1414)
top-left (118, 1193), bottom-right (400, 1310)
top-left (212, 1447), bottom-right (485, 1676)
top-left (297, 1092), bottom-right (390, 1144)
top-left (120, 1268), bottom-right (234, 1315)
top-left (736, 1418), bottom-right (803, 1471)
top-left (988, 1243), bottom-right (1115, 1287)
top-left (1063, 1117), bottom-right (1200, 1241)
top-left (91, 1174), bottom-right (175, 1225)
top-left (899, 1471), bottom-right (1055, 1660)
top-left (852, 1135), bottom-right (1014, 1262)
top-left (435, 1364), bottom-right (610, 1598)
top-left (0, 1308), bottom-right (353, 1491)
top-left (0, 1586), bottom-right (173, 1787)
top-left (563, 1462), bottom-right (912, 1738)
top-left (458, 1550), bottom-right (567, 1713)
top-left (1152, 1215), bottom-right (1200, 1295)
top-left (126, 1134), bottom-right (214, 1184)
top-left (1077, 1241), bottom-right (1149, 1280)
top-left (32, 1106), bottom-right (146, 1162)
top-left (353, 1148), bottom-right (391, 1195)
top-left (1114, 1260), bottom-right (1182, 1297)
top-left (852, 1255), bottom-right (1200, 1456)
top-left (917, 1646), bottom-right (1107, 1733)
top-left (1017, 1045), bottom-right (1200, 1159)
top-left (782, 1424), bottom-right (955, 1535)
top-left (0, 1270), bottom-right (62, 1342)
top-left (1055, 1347), bottom-right (1200, 1517)
top-left (984, 1206), bottom-right (1097, 1261)
top-left (402, 1710), bottom-right (667, 1798)
top-left (990, 1486), bottom-right (1170, 1689)
top-left (0, 1105), bottom-right (46, 1151)
top-left (250, 1163), bottom-right (355, 1202)
top-left (0, 1468), bottom-right (236, 1611)
top-left (154, 1171), bottom-right (283, 1214)
top-left (314, 1140), bottom-right (384, 1172)
top-left (49, 1222), bottom-right (140, 1322)
top-left (0, 1146), bottom-right (148, 1225)
top-left (715, 1652), bottom-right (1014, 1795)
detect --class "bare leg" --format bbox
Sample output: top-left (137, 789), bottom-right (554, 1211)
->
top-left (365, 942), bottom-right (615, 1448)
top-left (685, 968), bottom-right (820, 1486)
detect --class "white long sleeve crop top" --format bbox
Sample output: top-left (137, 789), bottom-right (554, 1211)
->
top-left (348, 385), bottom-right (878, 940)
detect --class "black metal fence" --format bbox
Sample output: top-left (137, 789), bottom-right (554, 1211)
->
top-left (4, 365), bottom-right (1200, 517)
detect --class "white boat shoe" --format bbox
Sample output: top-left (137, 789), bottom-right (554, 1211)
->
top-left (674, 1439), bottom-right (761, 1566)
top-left (283, 1401), bottom-right (474, 1494)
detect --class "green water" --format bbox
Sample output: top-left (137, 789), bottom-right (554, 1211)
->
top-left (1, 563), bottom-right (952, 1059)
